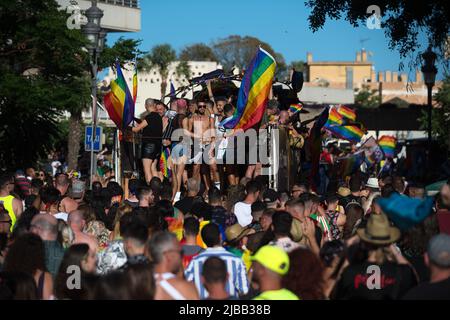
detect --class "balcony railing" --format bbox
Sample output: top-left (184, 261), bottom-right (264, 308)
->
top-left (98, 0), bottom-right (139, 8)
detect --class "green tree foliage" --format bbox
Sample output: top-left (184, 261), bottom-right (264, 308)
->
top-left (305, 0), bottom-right (449, 59)
top-left (421, 76), bottom-right (450, 149)
top-left (0, 0), bottom-right (90, 170)
top-left (179, 43), bottom-right (217, 62)
top-left (355, 84), bottom-right (381, 108)
top-left (139, 44), bottom-right (177, 98)
top-left (99, 37), bottom-right (145, 70)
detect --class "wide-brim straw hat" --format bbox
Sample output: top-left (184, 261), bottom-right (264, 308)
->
top-left (357, 213), bottom-right (400, 245)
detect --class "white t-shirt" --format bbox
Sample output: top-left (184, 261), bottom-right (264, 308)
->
top-left (233, 202), bottom-right (252, 227)
top-left (54, 212), bottom-right (68, 222)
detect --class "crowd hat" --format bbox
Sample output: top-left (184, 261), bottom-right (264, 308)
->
top-left (366, 177), bottom-right (380, 189)
top-left (225, 224), bottom-right (253, 243)
top-left (251, 245), bottom-right (290, 275)
top-left (337, 187), bottom-right (351, 197)
top-left (263, 189), bottom-right (279, 203)
top-left (356, 213), bottom-right (400, 245)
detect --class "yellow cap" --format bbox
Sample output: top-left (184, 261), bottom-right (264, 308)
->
top-left (251, 245), bottom-right (290, 275)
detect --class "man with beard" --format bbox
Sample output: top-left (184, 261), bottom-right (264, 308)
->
top-left (189, 99), bottom-right (215, 192)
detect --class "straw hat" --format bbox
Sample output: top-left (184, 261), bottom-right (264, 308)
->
top-left (225, 224), bottom-right (254, 243)
top-left (356, 213), bottom-right (400, 245)
top-left (337, 187), bottom-right (351, 197)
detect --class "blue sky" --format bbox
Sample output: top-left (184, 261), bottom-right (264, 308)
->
top-left (106, 0), bottom-right (446, 80)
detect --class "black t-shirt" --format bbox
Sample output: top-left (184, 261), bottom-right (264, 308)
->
top-left (339, 194), bottom-right (362, 208)
top-left (402, 277), bottom-right (450, 300)
top-left (143, 112), bottom-right (163, 143)
top-left (174, 196), bottom-right (195, 215)
top-left (333, 261), bottom-right (418, 300)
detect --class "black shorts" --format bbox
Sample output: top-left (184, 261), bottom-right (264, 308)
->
top-left (141, 141), bottom-right (161, 160)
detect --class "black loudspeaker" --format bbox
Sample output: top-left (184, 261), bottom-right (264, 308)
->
top-left (291, 71), bottom-right (304, 93)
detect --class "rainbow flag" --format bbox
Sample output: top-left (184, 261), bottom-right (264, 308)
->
top-left (338, 105), bottom-right (356, 121)
top-left (159, 146), bottom-right (171, 178)
top-left (104, 61), bottom-right (135, 130)
top-left (222, 47), bottom-right (276, 130)
top-left (338, 151), bottom-right (365, 177)
top-left (379, 135), bottom-right (396, 158)
top-left (289, 103), bottom-right (303, 114)
top-left (324, 107), bottom-right (365, 143)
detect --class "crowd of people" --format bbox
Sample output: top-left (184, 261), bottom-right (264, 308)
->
top-left (0, 92), bottom-right (450, 300)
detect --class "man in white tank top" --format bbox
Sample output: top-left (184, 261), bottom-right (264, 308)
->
top-left (149, 231), bottom-right (199, 300)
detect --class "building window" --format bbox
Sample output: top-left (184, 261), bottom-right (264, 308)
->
top-left (145, 78), bottom-right (148, 82)
top-left (151, 79), bottom-right (154, 83)
top-left (154, 72), bottom-right (157, 75)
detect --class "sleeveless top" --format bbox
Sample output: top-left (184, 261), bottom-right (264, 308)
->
top-left (0, 195), bottom-right (16, 232)
top-left (155, 272), bottom-right (186, 300)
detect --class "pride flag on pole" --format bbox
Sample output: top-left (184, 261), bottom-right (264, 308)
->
top-left (104, 61), bottom-right (135, 130)
top-left (378, 135), bottom-right (396, 158)
top-left (221, 47), bottom-right (276, 131)
top-left (324, 106), bottom-right (365, 143)
top-left (289, 103), bottom-right (303, 114)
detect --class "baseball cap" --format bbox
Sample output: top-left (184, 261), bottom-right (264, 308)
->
top-left (263, 189), bottom-right (279, 203)
top-left (427, 234), bottom-right (450, 268)
top-left (71, 180), bottom-right (85, 198)
top-left (251, 245), bottom-right (290, 275)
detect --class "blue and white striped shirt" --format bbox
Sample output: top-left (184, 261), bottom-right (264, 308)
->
top-left (184, 247), bottom-right (249, 299)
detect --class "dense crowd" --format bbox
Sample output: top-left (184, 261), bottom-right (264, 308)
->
top-left (0, 95), bottom-right (450, 300)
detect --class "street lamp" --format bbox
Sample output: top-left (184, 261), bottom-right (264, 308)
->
top-left (421, 46), bottom-right (437, 149)
top-left (81, 0), bottom-right (104, 189)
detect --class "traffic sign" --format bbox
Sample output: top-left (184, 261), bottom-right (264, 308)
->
top-left (85, 126), bottom-right (103, 152)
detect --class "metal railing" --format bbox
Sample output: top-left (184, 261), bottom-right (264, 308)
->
top-left (98, 0), bottom-right (139, 8)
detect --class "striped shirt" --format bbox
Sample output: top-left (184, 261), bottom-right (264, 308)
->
top-left (184, 247), bottom-right (249, 299)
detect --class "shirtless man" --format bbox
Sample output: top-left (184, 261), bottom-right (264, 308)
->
top-left (206, 81), bottom-right (226, 190)
top-left (148, 231), bottom-right (199, 300)
top-left (189, 99), bottom-right (215, 191)
top-left (68, 210), bottom-right (98, 253)
top-left (54, 174), bottom-right (78, 214)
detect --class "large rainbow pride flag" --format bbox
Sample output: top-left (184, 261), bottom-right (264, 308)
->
top-left (324, 106), bottom-right (365, 143)
top-left (104, 61), bottom-right (136, 131)
top-left (222, 47), bottom-right (276, 130)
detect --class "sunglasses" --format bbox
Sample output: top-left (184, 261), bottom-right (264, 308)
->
top-left (198, 104), bottom-right (206, 108)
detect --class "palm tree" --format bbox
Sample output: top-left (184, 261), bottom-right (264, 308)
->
top-left (139, 44), bottom-right (176, 99)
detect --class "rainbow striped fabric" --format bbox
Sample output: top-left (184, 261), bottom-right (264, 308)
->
top-left (289, 103), bottom-right (303, 114)
top-left (378, 135), bottom-right (396, 158)
top-left (338, 105), bottom-right (356, 121)
top-left (104, 61), bottom-right (136, 130)
top-left (159, 146), bottom-right (171, 178)
top-left (222, 47), bottom-right (276, 130)
top-left (132, 63), bottom-right (137, 104)
top-left (324, 106), bottom-right (365, 143)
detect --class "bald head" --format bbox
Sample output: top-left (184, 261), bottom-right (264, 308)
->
top-left (68, 210), bottom-right (85, 232)
top-left (31, 214), bottom-right (58, 241)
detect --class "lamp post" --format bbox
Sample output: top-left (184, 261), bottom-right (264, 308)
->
top-left (421, 46), bottom-right (437, 154)
top-left (81, 0), bottom-right (105, 189)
